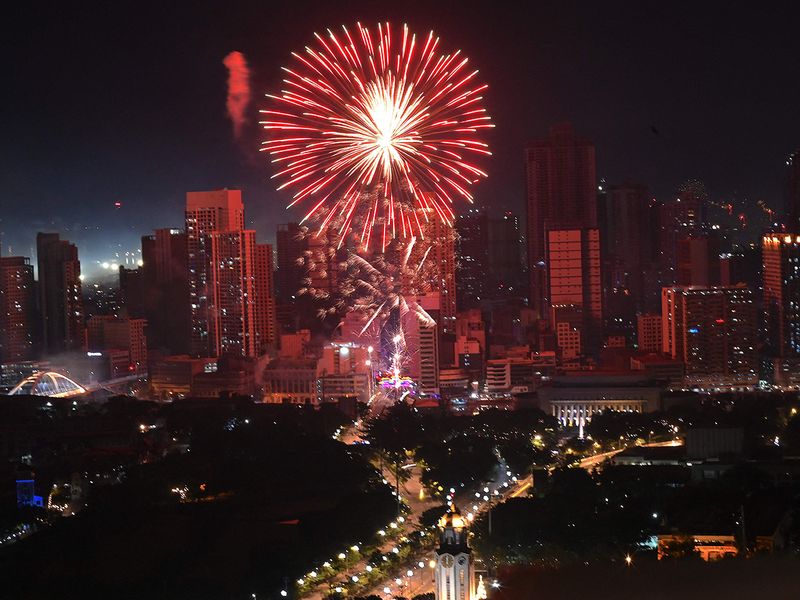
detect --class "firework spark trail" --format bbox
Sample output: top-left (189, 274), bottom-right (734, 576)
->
top-left (343, 236), bottom-right (437, 335)
top-left (261, 22), bottom-right (492, 250)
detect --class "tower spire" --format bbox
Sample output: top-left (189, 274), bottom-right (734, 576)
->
top-left (434, 504), bottom-right (476, 600)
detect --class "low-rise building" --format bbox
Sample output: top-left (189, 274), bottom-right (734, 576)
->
top-left (630, 353), bottom-right (685, 386)
top-left (537, 373), bottom-right (662, 427)
top-left (149, 355), bottom-right (216, 398)
top-left (657, 534), bottom-right (738, 562)
top-left (262, 358), bottom-right (318, 404)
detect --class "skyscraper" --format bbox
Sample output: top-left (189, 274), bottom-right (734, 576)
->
top-left (209, 230), bottom-right (276, 358)
top-left (254, 243), bottom-right (277, 355)
top-left (547, 228), bottom-right (602, 361)
top-left (763, 234), bottom-right (800, 356)
top-left (603, 183), bottom-right (652, 300)
top-left (140, 228), bottom-right (190, 354)
top-left (763, 235), bottom-right (800, 385)
top-left (657, 180), bottom-right (709, 280)
top-left (786, 150), bottom-right (800, 230)
top-left (275, 223), bottom-right (307, 304)
top-left (661, 285), bottom-right (757, 386)
top-left (36, 233), bottom-right (84, 354)
top-left (425, 213), bottom-right (457, 337)
top-left (404, 293), bottom-right (440, 394)
top-left (0, 256), bottom-right (35, 363)
top-left (185, 190), bottom-right (244, 357)
top-left (488, 211), bottom-right (525, 300)
top-left (455, 208), bottom-right (488, 310)
top-left (525, 122), bottom-right (597, 317)
top-left (676, 234), bottom-right (721, 287)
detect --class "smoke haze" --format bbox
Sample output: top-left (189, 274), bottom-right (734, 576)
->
top-left (223, 51), bottom-right (251, 139)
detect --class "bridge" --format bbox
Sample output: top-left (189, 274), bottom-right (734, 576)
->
top-left (7, 371), bottom-right (87, 398)
top-left (6, 371), bottom-right (146, 399)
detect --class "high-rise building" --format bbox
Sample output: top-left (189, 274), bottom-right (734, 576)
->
top-left (139, 228), bottom-right (190, 354)
top-left (185, 190), bottom-right (244, 357)
top-left (455, 208), bottom-right (488, 310)
top-left (785, 150), bottom-right (800, 230)
top-left (185, 190), bottom-right (274, 358)
top-left (405, 293), bottom-right (440, 394)
top-left (86, 315), bottom-right (147, 375)
top-left (547, 228), bottom-right (602, 360)
top-left (455, 309), bottom-right (485, 384)
top-left (254, 243), bottom-right (277, 355)
top-left (602, 183), bottom-right (652, 300)
top-left (488, 211), bottom-right (525, 300)
top-left (676, 235), bottom-right (721, 287)
top-left (275, 223), bottom-right (307, 304)
top-left (661, 285), bottom-right (757, 386)
top-left (425, 213), bottom-right (457, 337)
top-left (657, 180), bottom-right (709, 280)
top-left (209, 230), bottom-right (275, 358)
top-left (118, 266), bottom-right (145, 318)
top-left (36, 233), bottom-right (84, 354)
top-left (763, 235), bottom-right (800, 382)
top-left (0, 257), bottom-right (35, 363)
top-left (525, 122), bottom-right (597, 317)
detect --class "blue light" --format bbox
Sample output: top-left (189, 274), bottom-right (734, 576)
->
top-left (689, 327), bottom-right (700, 334)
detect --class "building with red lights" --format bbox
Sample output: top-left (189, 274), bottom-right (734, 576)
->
top-left (0, 256), bottom-right (36, 363)
top-left (763, 234), bottom-right (800, 385)
top-left (185, 190), bottom-right (244, 357)
top-left (525, 123), bottom-right (597, 318)
top-left (547, 228), bottom-right (602, 362)
top-left (185, 190), bottom-right (274, 359)
top-left (661, 285), bottom-right (757, 387)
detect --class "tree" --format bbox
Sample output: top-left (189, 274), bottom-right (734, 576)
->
top-left (420, 505), bottom-right (450, 528)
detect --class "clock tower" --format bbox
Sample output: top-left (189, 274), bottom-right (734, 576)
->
top-left (434, 505), bottom-right (475, 600)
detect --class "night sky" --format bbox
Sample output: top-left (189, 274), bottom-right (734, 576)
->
top-left (3, 1), bottom-right (799, 279)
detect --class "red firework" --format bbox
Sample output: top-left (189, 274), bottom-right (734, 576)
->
top-left (261, 22), bottom-right (492, 249)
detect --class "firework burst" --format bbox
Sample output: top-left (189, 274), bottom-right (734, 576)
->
top-left (261, 22), bottom-right (492, 249)
top-left (342, 236), bottom-right (437, 336)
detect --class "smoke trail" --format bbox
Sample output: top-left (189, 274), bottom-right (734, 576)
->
top-left (223, 51), bottom-right (251, 139)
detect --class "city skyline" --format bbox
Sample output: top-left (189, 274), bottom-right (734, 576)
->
top-left (4, 2), bottom-right (800, 276)
top-left (5, 6), bottom-right (800, 599)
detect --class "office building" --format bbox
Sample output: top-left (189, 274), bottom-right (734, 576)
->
top-left (525, 122), bottom-right (597, 317)
top-left (139, 228), bottom-right (190, 354)
top-left (488, 211), bottom-right (525, 300)
top-left (636, 313), bottom-right (662, 353)
top-left (275, 223), bottom-right (307, 303)
top-left (36, 233), bottom-right (84, 354)
top-left (185, 189), bottom-right (244, 357)
top-left (547, 228), bottom-right (602, 360)
top-left (676, 235), bottom-right (721, 287)
top-left (0, 257), bottom-right (35, 363)
top-left (786, 150), bottom-right (800, 230)
top-left (209, 230), bottom-right (275, 358)
top-left (425, 213), bottom-right (457, 337)
top-left (86, 315), bottom-right (147, 375)
top-left (661, 285), bottom-right (757, 386)
top-left (763, 234), bottom-right (800, 385)
top-left (455, 208), bottom-right (488, 310)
